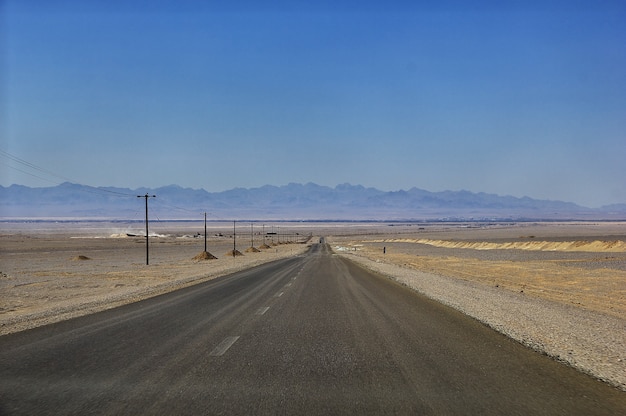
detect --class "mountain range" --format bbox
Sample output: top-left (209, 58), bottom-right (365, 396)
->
top-left (1, 182), bottom-right (625, 220)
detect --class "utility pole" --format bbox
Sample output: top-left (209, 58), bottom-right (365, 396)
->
top-left (137, 194), bottom-right (156, 265)
top-left (204, 212), bottom-right (207, 253)
top-left (233, 220), bottom-right (236, 256)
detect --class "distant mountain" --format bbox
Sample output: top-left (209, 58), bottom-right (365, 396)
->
top-left (0, 182), bottom-right (623, 220)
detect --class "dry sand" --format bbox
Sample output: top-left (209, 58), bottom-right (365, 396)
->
top-left (0, 221), bottom-right (310, 335)
top-left (1, 220), bottom-right (625, 391)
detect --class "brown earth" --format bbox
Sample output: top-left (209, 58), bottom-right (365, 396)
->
top-left (192, 251), bottom-right (217, 260)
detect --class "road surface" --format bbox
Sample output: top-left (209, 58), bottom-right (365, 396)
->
top-left (1, 243), bottom-right (624, 415)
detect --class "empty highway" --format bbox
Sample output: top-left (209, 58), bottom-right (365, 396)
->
top-left (1, 243), bottom-right (624, 415)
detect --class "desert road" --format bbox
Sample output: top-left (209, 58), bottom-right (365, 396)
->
top-left (1, 243), bottom-right (624, 415)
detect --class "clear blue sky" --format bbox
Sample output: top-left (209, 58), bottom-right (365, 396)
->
top-left (2, 1), bottom-right (625, 207)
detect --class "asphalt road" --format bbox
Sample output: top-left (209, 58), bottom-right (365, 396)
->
top-left (1, 243), bottom-right (624, 415)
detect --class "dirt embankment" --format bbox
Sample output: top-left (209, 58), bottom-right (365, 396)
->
top-left (347, 240), bottom-right (626, 319)
top-left (368, 238), bottom-right (626, 253)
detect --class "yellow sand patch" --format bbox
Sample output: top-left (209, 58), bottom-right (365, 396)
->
top-left (367, 238), bottom-right (626, 252)
top-left (352, 244), bottom-right (626, 319)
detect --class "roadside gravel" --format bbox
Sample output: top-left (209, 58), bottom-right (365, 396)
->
top-left (335, 249), bottom-right (626, 392)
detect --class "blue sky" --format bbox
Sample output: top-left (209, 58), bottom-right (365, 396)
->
top-left (2, 1), bottom-right (625, 208)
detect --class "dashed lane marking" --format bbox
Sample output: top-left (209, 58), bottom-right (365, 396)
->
top-left (275, 291), bottom-right (284, 298)
top-left (255, 307), bottom-right (270, 315)
top-left (209, 336), bottom-right (240, 356)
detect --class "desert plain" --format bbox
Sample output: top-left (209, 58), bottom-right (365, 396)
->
top-left (1, 220), bottom-right (625, 390)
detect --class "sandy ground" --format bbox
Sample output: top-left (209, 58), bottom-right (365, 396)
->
top-left (1, 220), bottom-right (625, 389)
top-left (0, 221), bottom-right (311, 335)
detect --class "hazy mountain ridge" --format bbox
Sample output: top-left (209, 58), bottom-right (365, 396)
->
top-left (1, 182), bottom-right (623, 220)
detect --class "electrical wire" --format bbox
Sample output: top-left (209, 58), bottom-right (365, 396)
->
top-left (0, 149), bottom-right (76, 183)
top-left (1, 149), bottom-right (234, 220)
top-left (0, 148), bottom-right (134, 197)
top-left (0, 158), bottom-right (59, 185)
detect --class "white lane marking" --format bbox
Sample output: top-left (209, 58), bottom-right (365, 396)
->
top-left (285, 282), bottom-right (292, 287)
top-left (275, 291), bottom-right (284, 298)
top-left (255, 306), bottom-right (270, 315)
top-left (209, 336), bottom-right (240, 356)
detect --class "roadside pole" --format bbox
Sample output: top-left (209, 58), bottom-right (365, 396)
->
top-left (137, 194), bottom-right (156, 265)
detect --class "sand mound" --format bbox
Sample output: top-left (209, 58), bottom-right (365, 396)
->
top-left (225, 249), bottom-right (244, 257)
top-left (192, 251), bottom-right (217, 260)
top-left (368, 238), bottom-right (626, 253)
top-left (72, 255), bottom-right (91, 261)
top-left (259, 243), bottom-right (271, 249)
top-left (245, 247), bottom-right (261, 253)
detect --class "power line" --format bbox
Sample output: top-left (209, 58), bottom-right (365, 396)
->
top-left (151, 198), bottom-right (200, 214)
top-left (151, 198), bottom-right (229, 222)
top-left (0, 148), bottom-right (134, 198)
top-left (0, 159), bottom-right (60, 185)
top-left (1, 150), bottom-right (243, 222)
top-left (0, 148), bottom-right (75, 184)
